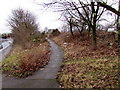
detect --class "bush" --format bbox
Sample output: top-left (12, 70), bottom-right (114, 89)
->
top-left (51, 29), bottom-right (60, 36)
top-left (32, 32), bottom-right (47, 43)
top-left (1, 43), bottom-right (50, 78)
top-left (8, 8), bottom-right (39, 49)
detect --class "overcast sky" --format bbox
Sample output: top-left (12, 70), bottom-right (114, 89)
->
top-left (0, 0), bottom-right (63, 34)
top-left (0, 0), bottom-right (119, 34)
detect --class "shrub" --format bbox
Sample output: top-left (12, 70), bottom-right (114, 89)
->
top-left (51, 29), bottom-right (60, 36)
top-left (8, 8), bottom-right (39, 49)
top-left (1, 43), bottom-right (50, 78)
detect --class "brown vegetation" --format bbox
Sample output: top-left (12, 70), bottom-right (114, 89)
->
top-left (52, 31), bottom-right (119, 88)
top-left (8, 8), bottom-right (39, 49)
top-left (0, 8), bottom-right (51, 78)
top-left (52, 31), bottom-right (118, 59)
top-left (1, 42), bottom-right (50, 78)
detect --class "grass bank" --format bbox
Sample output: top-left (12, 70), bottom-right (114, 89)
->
top-left (0, 42), bottom-right (50, 78)
top-left (52, 31), bottom-right (119, 88)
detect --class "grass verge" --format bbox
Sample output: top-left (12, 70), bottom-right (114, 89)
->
top-left (0, 42), bottom-right (50, 78)
top-left (52, 32), bottom-right (119, 88)
top-left (57, 57), bottom-right (119, 88)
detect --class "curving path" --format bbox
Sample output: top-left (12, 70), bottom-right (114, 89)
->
top-left (2, 38), bottom-right (63, 88)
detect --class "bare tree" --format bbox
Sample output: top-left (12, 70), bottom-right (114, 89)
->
top-left (95, 0), bottom-right (120, 16)
top-left (8, 8), bottom-right (38, 48)
top-left (94, 0), bottom-right (120, 46)
top-left (69, 0), bottom-right (104, 49)
top-left (41, 0), bottom-right (106, 49)
top-left (64, 16), bottom-right (74, 36)
top-left (92, 0), bottom-right (120, 46)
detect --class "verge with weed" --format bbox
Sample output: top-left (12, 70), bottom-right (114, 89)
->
top-left (52, 32), bottom-right (119, 88)
top-left (57, 57), bottom-right (119, 88)
top-left (1, 42), bottom-right (50, 78)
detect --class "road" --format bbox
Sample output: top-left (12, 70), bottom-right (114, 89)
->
top-left (0, 38), bottom-right (13, 61)
top-left (0, 38), bottom-right (13, 89)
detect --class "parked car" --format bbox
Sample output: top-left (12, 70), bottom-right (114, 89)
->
top-left (0, 44), bottom-right (3, 49)
top-left (0, 37), bottom-right (3, 49)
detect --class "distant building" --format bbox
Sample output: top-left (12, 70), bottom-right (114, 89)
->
top-left (48, 29), bottom-right (53, 34)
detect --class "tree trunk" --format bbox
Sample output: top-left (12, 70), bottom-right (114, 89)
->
top-left (69, 19), bottom-right (74, 36)
top-left (117, 0), bottom-right (120, 46)
top-left (76, 26), bottom-right (81, 35)
top-left (80, 26), bottom-right (84, 34)
top-left (92, 20), bottom-right (97, 50)
top-left (91, 2), bottom-right (97, 50)
top-left (88, 25), bottom-right (91, 38)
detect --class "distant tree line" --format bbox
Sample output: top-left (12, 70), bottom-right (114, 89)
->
top-left (2, 33), bottom-right (13, 39)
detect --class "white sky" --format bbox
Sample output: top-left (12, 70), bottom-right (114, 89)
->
top-left (0, 0), bottom-right (119, 34)
top-left (0, 0), bottom-right (62, 34)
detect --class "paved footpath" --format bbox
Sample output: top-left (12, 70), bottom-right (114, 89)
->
top-left (2, 38), bottom-right (63, 88)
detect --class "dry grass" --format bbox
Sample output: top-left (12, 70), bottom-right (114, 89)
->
top-left (52, 32), bottom-right (118, 60)
top-left (52, 31), bottom-right (119, 88)
top-left (1, 42), bottom-right (50, 78)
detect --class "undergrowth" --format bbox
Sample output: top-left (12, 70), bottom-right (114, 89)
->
top-left (0, 42), bottom-right (50, 78)
top-left (52, 31), bottom-right (119, 88)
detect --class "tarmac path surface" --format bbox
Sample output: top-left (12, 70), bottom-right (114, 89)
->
top-left (2, 38), bottom-right (63, 88)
